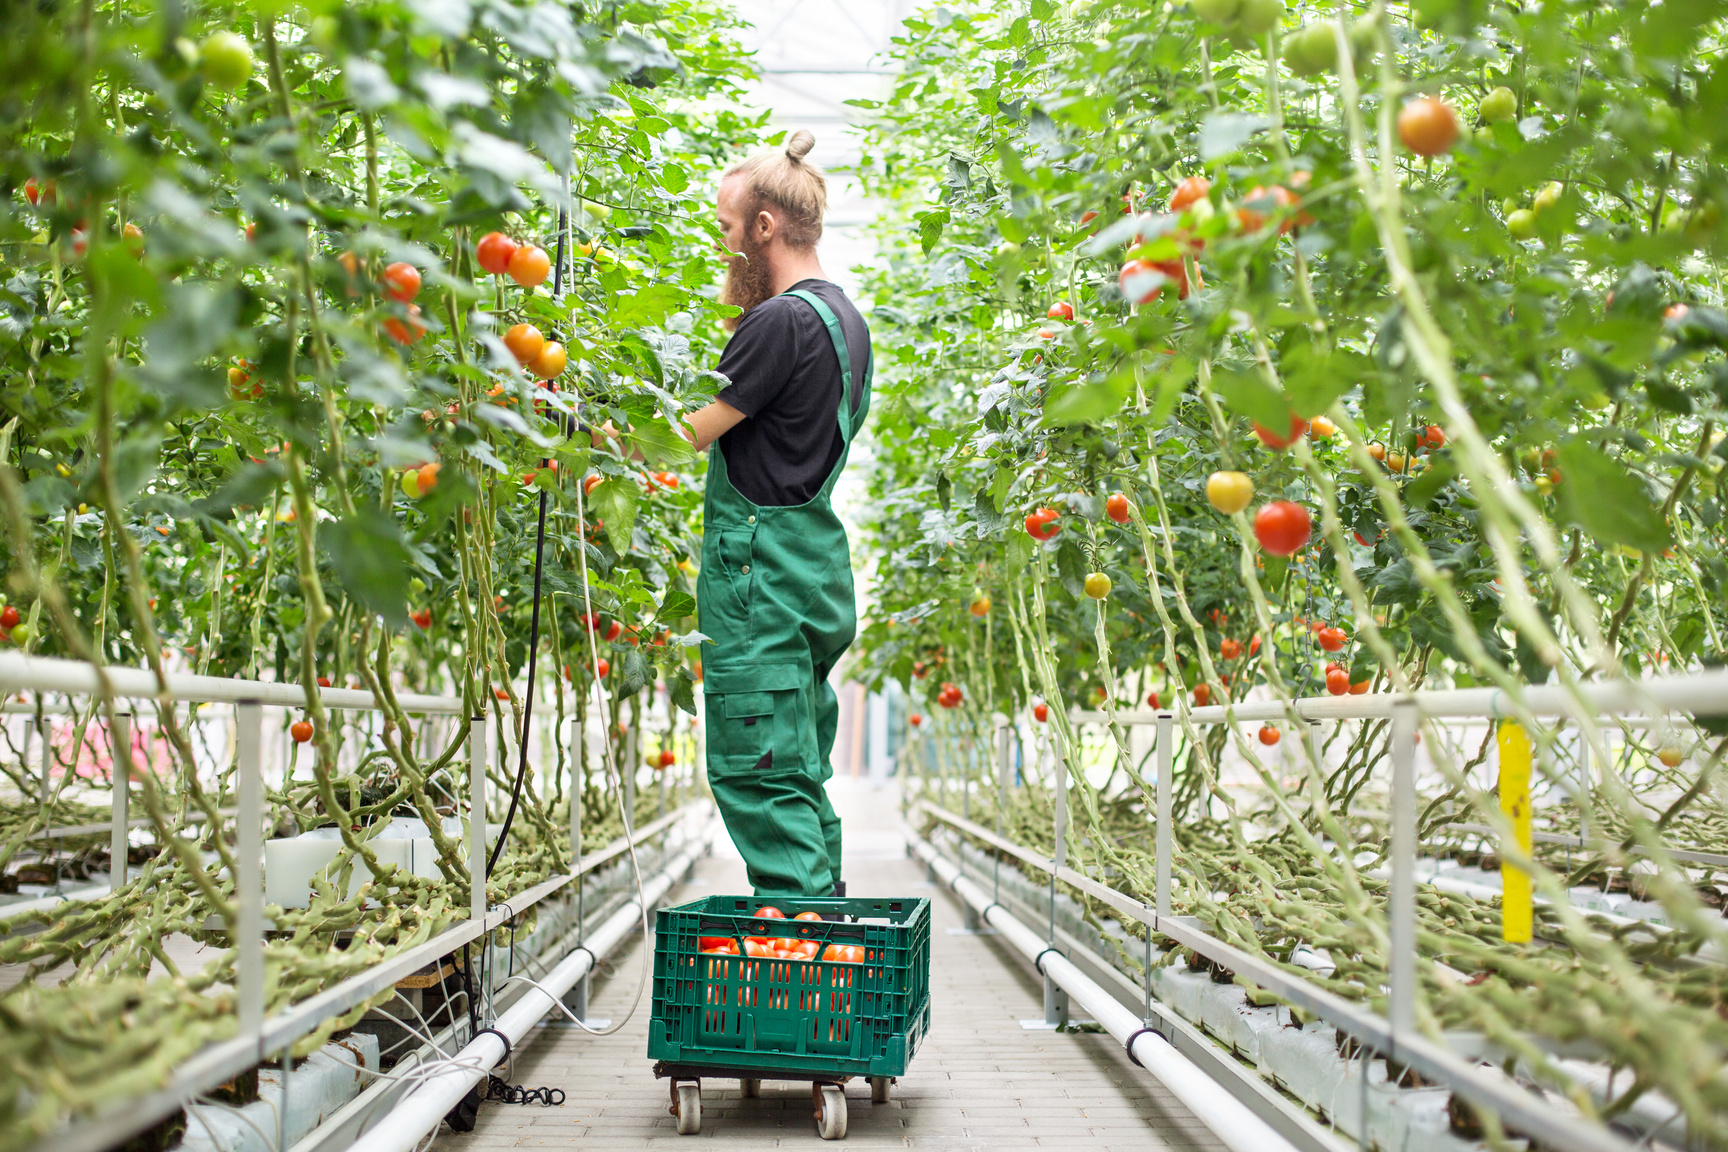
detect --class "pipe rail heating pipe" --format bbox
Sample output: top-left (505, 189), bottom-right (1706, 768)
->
top-left (346, 820), bottom-right (715, 1152)
top-left (908, 830), bottom-right (1298, 1152)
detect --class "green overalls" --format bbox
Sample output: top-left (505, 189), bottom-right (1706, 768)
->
top-left (698, 289), bottom-right (871, 899)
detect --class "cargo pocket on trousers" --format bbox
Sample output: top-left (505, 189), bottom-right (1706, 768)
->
top-left (704, 663), bottom-right (804, 779)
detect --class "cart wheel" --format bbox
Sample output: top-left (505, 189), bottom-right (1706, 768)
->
top-left (869, 1076), bottom-right (891, 1104)
top-left (815, 1083), bottom-right (847, 1140)
top-left (741, 1077), bottom-right (761, 1098)
top-left (674, 1083), bottom-right (702, 1135)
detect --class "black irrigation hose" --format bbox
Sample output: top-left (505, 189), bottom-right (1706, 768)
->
top-left (487, 205), bottom-right (568, 876)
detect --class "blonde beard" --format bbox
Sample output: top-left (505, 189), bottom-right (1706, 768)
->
top-left (719, 236), bottom-right (774, 332)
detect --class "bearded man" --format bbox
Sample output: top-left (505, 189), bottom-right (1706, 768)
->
top-left (676, 130), bottom-right (872, 900)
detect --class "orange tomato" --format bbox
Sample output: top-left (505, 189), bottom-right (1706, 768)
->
top-left (508, 243), bottom-right (551, 287)
top-left (503, 323), bottom-right (545, 365)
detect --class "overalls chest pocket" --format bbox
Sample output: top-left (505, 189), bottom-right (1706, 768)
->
top-left (703, 663), bottom-right (804, 779)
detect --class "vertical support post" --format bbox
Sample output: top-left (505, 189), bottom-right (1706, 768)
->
top-left (1045, 722), bottom-right (1068, 1027)
top-left (997, 721), bottom-right (1012, 807)
top-left (39, 712), bottom-right (55, 888)
top-left (569, 715), bottom-right (582, 871)
top-left (1389, 700), bottom-right (1418, 1041)
top-left (236, 700), bottom-right (265, 1042)
top-left (623, 721), bottom-right (637, 820)
top-left (1155, 712), bottom-right (1173, 920)
top-left (110, 710), bottom-right (132, 893)
top-left (469, 715), bottom-right (487, 923)
top-left (1497, 720), bottom-right (1534, 944)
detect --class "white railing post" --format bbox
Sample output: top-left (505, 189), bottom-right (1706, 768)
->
top-left (236, 700), bottom-right (265, 1042)
top-left (110, 709), bottom-right (132, 894)
top-left (568, 715), bottom-right (582, 869)
top-left (1389, 700), bottom-right (1418, 1041)
top-left (1156, 711), bottom-right (1173, 921)
top-left (470, 715), bottom-right (487, 922)
top-left (1045, 722), bottom-right (1068, 1027)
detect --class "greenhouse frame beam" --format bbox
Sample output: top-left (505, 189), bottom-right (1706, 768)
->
top-left (914, 800), bottom-right (1641, 1152)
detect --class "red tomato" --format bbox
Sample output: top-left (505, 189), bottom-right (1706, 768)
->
top-left (1168, 175), bottom-right (1211, 212)
top-left (1079, 210), bottom-right (1099, 225)
top-left (1398, 96), bottom-right (1459, 157)
top-left (794, 911), bottom-right (824, 922)
top-left (23, 178), bottom-right (41, 205)
top-left (503, 323), bottom-right (545, 365)
top-left (1249, 635), bottom-right (1261, 656)
top-left (1326, 668), bottom-right (1350, 696)
top-left (1145, 690), bottom-right (1160, 709)
top-left (822, 944), bottom-right (865, 964)
top-left (754, 906), bottom-right (786, 920)
top-left (1025, 507), bottom-right (1061, 540)
top-left (382, 261), bottom-right (421, 303)
top-left (317, 676), bottom-right (331, 688)
top-left (1253, 501), bottom-right (1312, 556)
top-left (0, 607), bottom-right (19, 630)
top-left (1317, 627), bottom-right (1347, 652)
top-left (1258, 725), bottom-right (1281, 746)
top-left (475, 231), bottom-right (518, 275)
top-left (1106, 493), bottom-right (1131, 524)
top-left (701, 939), bottom-right (739, 955)
top-left (583, 474), bottom-right (603, 497)
top-left (1033, 702), bottom-right (1049, 722)
top-left (383, 304), bottom-right (425, 345)
top-left (1423, 425), bottom-right (1446, 449)
top-left (604, 619), bottom-right (623, 642)
top-left (411, 609), bottom-right (432, 629)
top-left (1349, 679), bottom-right (1371, 695)
top-left (1047, 301), bottom-right (1074, 321)
top-left (659, 749), bottom-right (676, 768)
top-left (290, 720), bottom-right (314, 743)
top-left (595, 658), bottom-right (610, 678)
top-left (508, 243), bottom-right (551, 287)
top-left (1193, 683), bottom-right (1211, 706)
top-left (1236, 185), bottom-right (1304, 233)
top-left (1252, 411), bottom-right (1308, 450)
top-left (909, 713), bottom-right (922, 727)
top-left (786, 939), bottom-right (819, 960)
top-left (742, 938), bottom-right (773, 957)
top-left (1220, 637), bottom-right (1242, 660)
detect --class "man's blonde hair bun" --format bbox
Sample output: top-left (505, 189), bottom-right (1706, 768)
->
top-left (726, 130), bottom-right (827, 248)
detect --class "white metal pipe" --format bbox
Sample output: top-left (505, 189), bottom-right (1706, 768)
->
top-left (1067, 664), bottom-right (1728, 724)
top-left (347, 828), bottom-right (712, 1152)
top-left (0, 651), bottom-right (464, 713)
top-left (909, 835), bottom-right (1298, 1152)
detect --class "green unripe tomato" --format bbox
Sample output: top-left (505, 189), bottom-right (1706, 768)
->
top-left (1506, 208), bottom-right (1537, 239)
top-left (1084, 572), bottom-right (1113, 600)
top-left (1191, 0), bottom-right (1244, 26)
top-left (1533, 181), bottom-right (1564, 213)
top-left (1237, 0), bottom-right (1282, 34)
top-left (1478, 86), bottom-right (1517, 124)
top-left (11, 622), bottom-right (32, 645)
top-left (1283, 23), bottom-right (1336, 77)
top-left (200, 31), bottom-right (255, 89)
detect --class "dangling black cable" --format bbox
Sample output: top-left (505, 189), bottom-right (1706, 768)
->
top-left (488, 203), bottom-right (569, 875)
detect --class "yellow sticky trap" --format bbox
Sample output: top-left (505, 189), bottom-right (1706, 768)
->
top-left (1497, 720), bottom-right (1533, 944)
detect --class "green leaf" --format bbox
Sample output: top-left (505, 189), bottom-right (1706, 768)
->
top-left (669, 669), bottom-right (697, 716)
top-left (1403, 457), bottom-right (1454, 508)
top-left (1210, 366), bottom-right (1291, 430)
top-left (655, 587), bottom-right (697, 624)
top-left (324, 508), bottom-right (411, 630)
top-left (916, 208), bottom-right (950, 255)
top-left (589, 477), bottom-right (640, 554)
top-left (1004, 532), bottom-right (1034, 574)
top-left (626, 417), bottom-right (697, 466)
top-left (1282, 343), bottom-right (1368, 419)
top-left (1555, 441), bottom-right (1671, 553)
top-left (612, 283), bottom-right (684, 329)
top-left (1042, 371), bottom-right (1133, 425)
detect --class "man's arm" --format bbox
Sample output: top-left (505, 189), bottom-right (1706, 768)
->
top-left (588, 399), bottom-right (745, 460)
top-left (685, 399), bottom-right (747, 452)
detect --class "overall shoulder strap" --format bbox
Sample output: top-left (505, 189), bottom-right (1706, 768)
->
top-left (783, 288), bottom-right (866, 443)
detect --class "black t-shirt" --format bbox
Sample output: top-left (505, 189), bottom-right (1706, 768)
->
top-left (714, 279), bottom-right (870, 507)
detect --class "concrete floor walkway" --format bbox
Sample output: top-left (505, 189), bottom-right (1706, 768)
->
top-left (442, 777), bottom-right (1226, 1150)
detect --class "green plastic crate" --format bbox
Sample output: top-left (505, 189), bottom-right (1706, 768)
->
top-left (648, 894), bottom-right (931, 1079)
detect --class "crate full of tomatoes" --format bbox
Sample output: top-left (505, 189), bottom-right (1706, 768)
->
top-left (648, 895), bottom-right (931, 1079)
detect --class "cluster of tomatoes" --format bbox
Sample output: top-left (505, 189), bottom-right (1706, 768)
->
top-left (0, 605), bottom-right (31, 647)
top-left (1324, 660), bottom-right (1371, 696)
top-left (697, 907), bottom-right (869, 966)
top-left (475, 231), bottom-right (552, 287)
top-left (935, 682), bottom-right (964, 709)
top-left (502, 322), bottom-right (566, 381)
